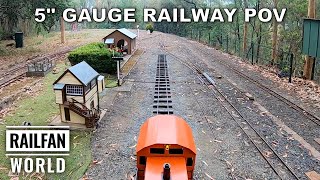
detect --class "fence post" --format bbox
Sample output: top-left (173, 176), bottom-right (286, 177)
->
top-left (251, 42), bottom-right (254, 65)
top-left (289, 53), bottom-right (294, 83)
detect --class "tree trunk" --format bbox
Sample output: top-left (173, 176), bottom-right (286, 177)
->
top-left (303, 0), bottom-right (316, 79)
top-left (242, 0), bottom-right (248, 56)
top-left (256, 23), bottom-right (262, 63)
top-left (60, 17), bottom-right (65, 44)
top-left (271, 0), bottom-right (278, 65)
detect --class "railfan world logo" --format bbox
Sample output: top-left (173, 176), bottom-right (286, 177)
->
top-left (5, 126), bottom-right (70, 174)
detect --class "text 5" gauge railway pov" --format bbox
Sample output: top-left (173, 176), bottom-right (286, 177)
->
top-left (34, 8), bottom-right (288, 23)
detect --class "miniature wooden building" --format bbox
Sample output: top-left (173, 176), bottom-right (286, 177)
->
top-left (103, 28), bottom-right (137, 54)
top-left (26, 58), bottom-right (55, 77)
top-left (53, 61), bottom-right (105, 128)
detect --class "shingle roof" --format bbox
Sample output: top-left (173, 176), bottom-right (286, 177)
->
top-left (68, 61), bottom-right (99, 86)
top-left (53, 83), bottom-right (65, 90)
top-left (117, 28), bottom-right (137, 39)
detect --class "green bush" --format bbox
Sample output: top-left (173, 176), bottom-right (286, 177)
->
top-left (146, 23), bottom-right (154, 33)
top-left (68, 42), bottom-right (121, 74)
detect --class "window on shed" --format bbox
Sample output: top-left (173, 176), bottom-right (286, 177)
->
top-left (66, 85), bottom-right (83, 95)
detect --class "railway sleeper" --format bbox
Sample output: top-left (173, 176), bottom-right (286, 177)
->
top-left (155, 88), bottom-right (171, 91)
top-left (155, 85), bottom-right (170, 88)
top-left (154, 92), bottom-right (171, 95)
top-left (154, 95), bottom-right (172, 99)
top-left (153, 105), bottom-right (173, 109)
top-left (153, 110), bottom-right (174, 115)
top-left (154, 99), bottom-right (172, 103)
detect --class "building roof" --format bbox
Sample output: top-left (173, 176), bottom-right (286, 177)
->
top-left (136, 115), bottom-right (196, 154)
top-left (68, 61), bottom-right (99, 86)
top-left (117, 28), bottom-right (137, 39)
top-left (104, 38), bottom-right (114, 44)
top-left (53, 83), bottom-right (65, 90)
top-left (104, 28), bottom-right (137, 40)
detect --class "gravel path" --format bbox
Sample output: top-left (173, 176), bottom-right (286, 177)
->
top-left (87, 31), bottom-right (320, 180)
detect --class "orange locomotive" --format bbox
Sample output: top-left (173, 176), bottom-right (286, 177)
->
top-left (136, 115), bottom-right (197, 180)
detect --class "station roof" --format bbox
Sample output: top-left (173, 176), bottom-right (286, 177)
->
top-left (136, 115), bottom-right (196, 154)
top-left (117, 28), bottom-right (137, 39)
top-left (68, 61), bottom-right (99, 86)
top-left (103, 28), bottom-right (137, 40)
top-left (53, 61), bottom-right (99, 86)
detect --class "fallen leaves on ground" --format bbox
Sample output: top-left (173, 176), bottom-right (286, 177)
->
top-left (264, 151), bottom-right (273, 158)
top-left (92, 160), bottom-right (103, 165)
top-left (205, 172), bottom-right (215, 180)
top-left (213, 139), bottom-right (222, 143)
top-left (202, 160), bottom-right (208, 166)
top-left (237, 58), bottom-right (320, 111)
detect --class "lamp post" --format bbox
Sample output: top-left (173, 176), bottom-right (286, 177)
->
top-left (112, 57), bottom-right (124, 86)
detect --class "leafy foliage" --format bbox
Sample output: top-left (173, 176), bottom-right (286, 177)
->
top-left (33, 0), bottom-right (70, 32)
top-left (146, 23), bottom-right (154, 33)
top-left (68, 42), bottom-right (120, 74)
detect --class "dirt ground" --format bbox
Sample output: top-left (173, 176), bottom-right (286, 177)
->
top-left (87, 31), bottom-right (320, 179)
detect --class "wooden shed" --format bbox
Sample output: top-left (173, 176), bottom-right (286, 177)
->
top-left (103, 28), bottom-right (137, 55)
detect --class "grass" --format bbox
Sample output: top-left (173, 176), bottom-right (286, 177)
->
top-left (0, 63), bottom-right (92, 180)
top-left (104, 74), bottom-right (118, 88)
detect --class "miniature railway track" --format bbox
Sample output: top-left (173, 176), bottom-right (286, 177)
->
top-left (163, 47), bottom-right (301, 180)
top-left (0, 47), bottom-right (75, 89)
top-left (153, 54), bottom-right (173, 115)
top-left (194, 45), bottom-right (320, 127)
top-left (0, 73), bottom-right (26, 89)
top-left (224, 63), bottom-right (320, 127)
